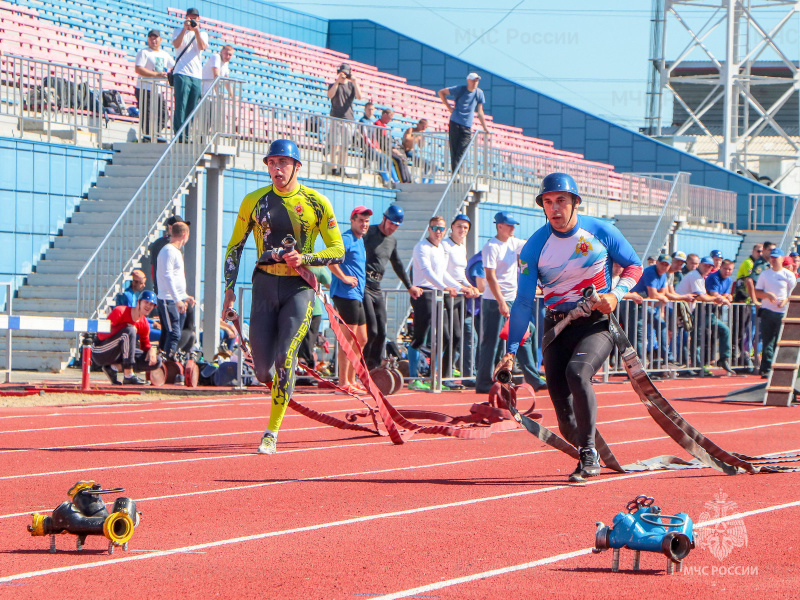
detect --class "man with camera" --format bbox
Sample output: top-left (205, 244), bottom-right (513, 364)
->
top-left (171, 7), bottom-right (208, 137)
top-left (327, 63), bottom-right (362, 176)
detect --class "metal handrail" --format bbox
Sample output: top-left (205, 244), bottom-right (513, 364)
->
top-left (76, 78), bottom-right (242, 317)
top-left (401, 131), bottom-right (487, 278)
top-left (0, 53), bottom-right (104, 146)
top-left (778, 197), bottom-right (800, 253)
top-left (640, 172), bottom-right (689, 260)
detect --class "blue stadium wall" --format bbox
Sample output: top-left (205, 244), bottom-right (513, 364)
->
top-left (0, 138), bottom-right (111, 309)
top-left (327, 19), bottom-right (778, 231)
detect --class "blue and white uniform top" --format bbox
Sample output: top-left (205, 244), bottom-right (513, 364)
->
top-left (506, 215), bottom-right (642, 354)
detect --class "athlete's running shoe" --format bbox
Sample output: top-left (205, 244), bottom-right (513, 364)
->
top-left (568, 447), bottom-right (601, 483)
top-left (257, 432), bottom-right (277, 455)
top-left (102, 365), bottom-right (120, 385)
top-left (122, 375), bottom-right (148, 386)
top-left (408, 380), bottom-right (431, 391)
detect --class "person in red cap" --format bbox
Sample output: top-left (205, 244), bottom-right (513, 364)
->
top-left (328, 206), bottom-right (372, 393)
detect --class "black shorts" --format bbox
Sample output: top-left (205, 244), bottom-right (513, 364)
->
top-left (333, 296), bottom-right (366, 325)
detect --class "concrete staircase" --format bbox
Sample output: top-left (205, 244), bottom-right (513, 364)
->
top-left (377, 183), bottom-right (469, 339)
top-left (0, 143), bottom-right (198, 371)
top-left (734, 230), bottom-right (783, 266)
top-left (614, 214), bottom-right (672, 260)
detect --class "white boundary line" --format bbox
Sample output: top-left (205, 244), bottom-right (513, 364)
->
top-left (368, 499), bottom-right (800, 600)
top-left (3, 465), bottom-right (798, 586)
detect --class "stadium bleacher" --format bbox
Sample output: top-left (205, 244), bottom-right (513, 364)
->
top-left (3, 0), bottom-right (634, 181)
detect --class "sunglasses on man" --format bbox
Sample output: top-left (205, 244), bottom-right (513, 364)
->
top-left (429, 226), bottom-right (445, 232)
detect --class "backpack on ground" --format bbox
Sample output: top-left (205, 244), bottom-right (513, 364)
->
top-left (42, 76), bottom-right (75, 108)
top-left (25, 86), bottom-right (60, 112)
top-left (102, 90), bottom-right (126, 115)
top-left (76, 82), bottom-right (101, 114)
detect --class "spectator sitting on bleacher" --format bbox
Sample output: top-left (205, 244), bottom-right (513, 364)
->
top-left (327, 63), bottom-right (362, 176)
top-left (403, 119), bottom-right (434, 183)
top-left (402, 119), bottom-right (427, 159)
top-left (134, 29), bottom-right (174, 141)
top-left (359, 101), bottom-right (375, 126)
top-left (374, 108), bottom-right (411, 184)
top-left (201, 45), bottom-right (235, 95)
top-left (171, 7), bottom-right (208, 139)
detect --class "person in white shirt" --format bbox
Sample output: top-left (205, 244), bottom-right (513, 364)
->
top-left (134, 29), bottom-right (175, 140)
top-left (476, 211), bottom-right (545, 394)
top-left (441, 214), bottom-right (480, 383)
top-left (408, 216), bottom-right (471, 391)
top-left (201, 45), bottom-right (235, 95)
top-left (156, 222), bottom-right (196, 360)
top-left (171, 7), bottom-right (208, 137)
top-left (674, 256), bottom-right (727, 373)
top-left (756, 247), bottom-right (797, 378)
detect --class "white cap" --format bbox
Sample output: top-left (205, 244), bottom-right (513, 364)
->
top-left (467, 72), bottom-right (481, 81)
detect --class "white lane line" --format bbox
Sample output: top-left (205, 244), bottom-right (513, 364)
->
top-left (367, 498), bottom-right (800, 600)
top-left (1, 403), bottom-right (773, 456)
top-left (4, 463), bottom-right (799, 586)
top-left (3, 408), bottom-right (797, 484)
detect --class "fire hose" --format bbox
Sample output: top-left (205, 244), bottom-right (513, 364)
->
top-left (496, 286), bottom-right (800, 474)
top-left (224, 235), bottom-right (529, 443)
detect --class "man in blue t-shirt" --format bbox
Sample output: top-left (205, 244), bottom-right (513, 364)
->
top-left (628, 254), bottom-right (671, 366)
top-left (437, 73), bottom-right (489, 172)
top-left (329, 206), bottom-right (371, 393)
top-left (705, 258), bottom-right (735, 374)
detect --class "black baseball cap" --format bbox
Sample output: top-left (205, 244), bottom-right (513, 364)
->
top-left (166, 215), bottom-right (191, 226)
top-left (147, 29), bottom-right (161, 38)
top-left (186, 7), bottom-right (200, 16)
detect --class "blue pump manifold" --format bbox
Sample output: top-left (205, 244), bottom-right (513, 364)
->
top-left (593, 495), bottom-right (694, 573)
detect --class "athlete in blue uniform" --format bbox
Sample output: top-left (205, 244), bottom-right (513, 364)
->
top-left (496, 173), bottom-right (643, 483)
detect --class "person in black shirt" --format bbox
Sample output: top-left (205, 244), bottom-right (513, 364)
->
top-left (363, 204), bottom-right (422, 369)
top-left (327, 63), bottom-right (362, 176)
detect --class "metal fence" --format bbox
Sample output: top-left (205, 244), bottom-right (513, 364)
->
top-left (234, 102), bottom-right (454, 184)
top-left (749, 193), bottom-right (796, 230)
top-left (0, 53), bottom-right (103, 146)
top-left (226, 283), bottom-right (762, 392)
top-left (76, 78), bottom-right (243, 318)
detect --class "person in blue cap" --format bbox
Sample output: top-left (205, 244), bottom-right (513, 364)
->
top-left (495, 172), bottom-right (643, 483)
top-left (755, 247), bottom-right (797, 378)
top-left (476, 210), bottom-right (546, 395)
top-left (710, 249), bottom-right (723, 273)
top-left (222, 139), bottom-right (345, 455)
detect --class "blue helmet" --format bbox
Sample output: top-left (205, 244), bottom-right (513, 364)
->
top-left (139, 290), bottom-right (157, 304)
top-left (535, 172), bottom-right (582, 207)
top-left (383, 204), bottom-right (404, 225)
top-left (263, 139), bottom-right (301, 165)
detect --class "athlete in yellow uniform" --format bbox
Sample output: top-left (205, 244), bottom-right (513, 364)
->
top-left (222, 139), bottom-right (344, 454)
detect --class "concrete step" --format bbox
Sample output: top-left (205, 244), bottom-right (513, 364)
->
top-left (112, 142), bottom-right (170, 156)
top-left (6, 335), bottom-right (74, 352)
top-left (34, 260), bottom-right (88, 275)
top-left (40, 247), bottom-right (94, 261)
top-left (18, 285), bottom-right (78, 300)
top-left (79, 199), bottom-right (137, 212)
top-left (53, 235), bottom-right (111, 250)
top-left (70, 211), bottom-right (125, 226)
top-left (95, 176), bottom-right (147, 189)
top-left (25, 272), bottom-right (80, 287)
top-left (0, 349), bottom-right (71, 372)
top-left (11, 298), bottom-right (86, 314)
top-left (6, 330), bottom-right (75, 340)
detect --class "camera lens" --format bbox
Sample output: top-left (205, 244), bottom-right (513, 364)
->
top-left (189, 19), bottom-right (197, 27)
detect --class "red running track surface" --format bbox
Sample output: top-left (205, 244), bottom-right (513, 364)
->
top-left (0, 375), bottom-right (798, 599)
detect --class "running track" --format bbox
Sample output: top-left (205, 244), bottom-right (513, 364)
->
top-left (1, 375), bottom-right (798, 599)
